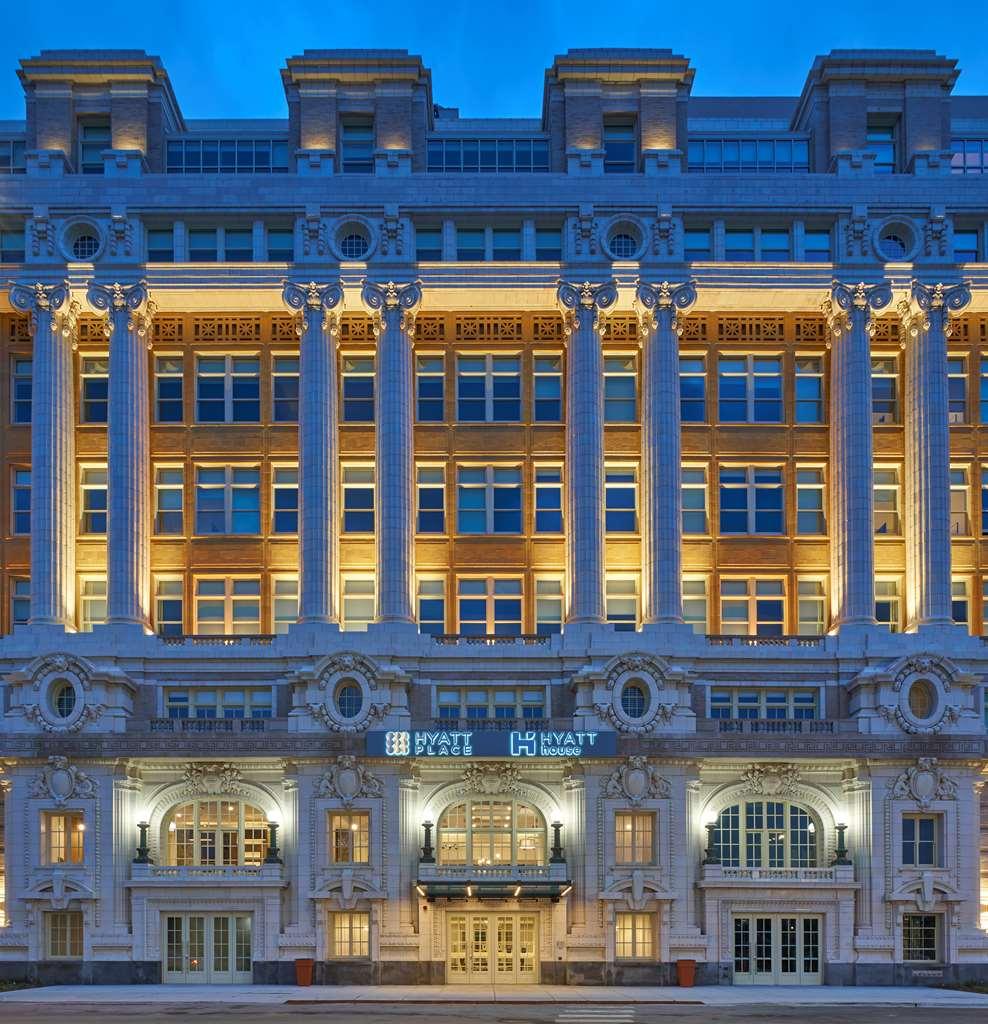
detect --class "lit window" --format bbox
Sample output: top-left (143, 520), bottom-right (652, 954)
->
top-left (720, 578), bottom-right (784, 637)
top-left (194, 577), bottom-right (261, 635)
top-left (873, 468), bottom-right (901, 535)
top-left (195, 356), bottom-right (260, 423)
top-left (342, 576), bottom-right (375, 632)
top-left (606, 575), bottom-right (638, 632)
top-left (154, 467), bottom-right (184, 535)
top-left (902, 914), bottom-right (939, 962)
top-left (80, 466), bottom-right (108, 534)
top-left (165, 799), bottom-right (268, 866)
top-left (195, 466), bottom-right (260, 535)
top-left (535, 577), bottom-right (563, 636)
top-left (340, 118), bottom-right (374, 174)
top-left (456, 466), bottom-right (521, 534)
top-left (950, 468), bottom-right (970, 536)
top-left (533, 355), bottom-right (562, 421)
top-left (341, 356), bottom-right (375, 422)
top-left (605, 467), bottom-right (638, 533)
top-left (681, 467), bottom-right (707, 534)
top-left (47, 911), bottom-right (83, 960)
top-left (871, 357), bottom-right (899, 424)
top-left (682, 577), bottom-right (708, 634)
top-left (342, 466), bottom-right (375, 533)
top-left (713, 801), bottom-right (817, 868)
top-left (718, 356), bottom-right (782, 423)
top-left (154, 356), bottom-right (184, 422)
top-left (417, 578), bottom-right (445, 635)
top-left (456, 355), bottom-right (520, 422)
top-left (79, 577), bottom-right (107, 632)
top-left (796, 468), bottom-right (826, 534)
top-left (948, 357), bottom-right (967, 423)
top-left (875, 578), bottom-right (901, 633)
top-left (272, 356), bottom-right (299, 422)
top-left (615, 812), bottom-right (654, 865)
top-left (154, 578), bottom-right (184, 637)
top-left (795, 356), bottom-right (824, 423)
top-left (797, 579), bottom-right (827, 636)
top-left (416, 356), bottom-right (445, 421)
top-left (332, 911), bottom-right (370, 958)
top-left (331, 812), bottom-right (370, 864)
top-left (457, 578), bottom-right (522, 636)
top-left (534, 466), bottom-right (562, 533)
top-left (80, 357), bottom-right (109, 423)
top-left (679, 356), bottom-right (706, 422)
top-left (416, 466), bottom-right (445, 533)
top-left (603, 356), bottom-right (637, 422)
top-left (42, 811), bottom-right (85, 865)
top-left (615, 912), bottom-right (654, 959)
top-left (272, 466), bottom-right (299, 534)
top-left (437, 799), bottom-right (546, 865)
top-left (272, 576), bottom-right (299, 634)
top-left (11, 468), bottom-right (30, 535)
top-left (11, 357), bottom-right (31, 424)
top-left (951, 578), bottom-right (969, 630)
top-left (718, 466), bottom-right (783, 535)
top-left (11, 577), bottom-right (30, 626)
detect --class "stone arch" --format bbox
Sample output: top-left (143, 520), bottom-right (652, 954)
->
top-left (421, 777), bottom-right (562, 827)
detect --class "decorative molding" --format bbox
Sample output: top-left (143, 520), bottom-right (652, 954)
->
top-left (86, 280), bottom-right (156, 341)
top-left (24, 701), bottom-right (105, 733)
top-left (740, 764), bottom-right (802, 798)
top-left (594, 700), bottom-right (676, 734)
top-left (457, 763), bottom-right (523, 797)
top-left (889, 758), bottom-right (958, 810)
top-left (556, 280), bottom-right (618, 336)
top-left (635, 280), bottom-right (698, 336)
top-left (602, 757), bottom-right (671, 805)
top-left (305, 699), bottom-right (391, 734)
top-left (28, 756), bottom-right (98, 805)
top-left (315, 756), bottom-right (383, 807)
top-left (360, 280), bottom-right (422, 337)
top-left (281, 279), bottom-right (344, 335)
top-left (179, 762), bottom-right (250, 799)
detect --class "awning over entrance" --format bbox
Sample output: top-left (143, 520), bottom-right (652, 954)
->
top-left (416, 880), bottom-right (571, 901)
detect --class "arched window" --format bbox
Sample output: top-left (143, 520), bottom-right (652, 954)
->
top-left (713, 800), bottom-right (818, 868)
top-left (165, 800), bottom-right (268, 867)
top-left (437, 799), bottom-right (546, 867)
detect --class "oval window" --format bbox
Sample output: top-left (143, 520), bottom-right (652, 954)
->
top-left (620, 682), bottom-right (648, 720)
top-left (907, 679), bottom-right (937, 721)
top-left (335, 682), bottom-right (363, 719)
top-left (52, 682), bottom-right (77, 719)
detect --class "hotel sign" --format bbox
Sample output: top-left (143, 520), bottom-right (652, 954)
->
top-left (366, 729), bottom-right (616, 758)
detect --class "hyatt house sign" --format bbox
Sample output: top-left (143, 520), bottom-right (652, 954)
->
top-left (366, 729), bottom-right (617, 758)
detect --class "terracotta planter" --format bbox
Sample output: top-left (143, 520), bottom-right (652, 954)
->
top-left (295, 958), bottom-right (315, 987)
top-left (676, 958), bottom-right (697, 987)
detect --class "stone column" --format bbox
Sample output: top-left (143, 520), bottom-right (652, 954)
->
top-left (899, 281), bottom-right (971, 628)
top-left (87, 282), bottom-right (155, 627)
top-left (823, 281), bottom-right (893, 628)
top-left (9, 282), bottom-right (79, 627)
top-left (636, 281), bottom-right (697, 624)
top-left (557, 281), bottom-right (617, 624)
top-left (362, 280), bottom-right (422, 624)
top-left (282, 281), bottom-right (345, 624)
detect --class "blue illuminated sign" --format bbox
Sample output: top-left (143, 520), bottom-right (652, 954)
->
top-left (366, 729), bottom-right (616, 758)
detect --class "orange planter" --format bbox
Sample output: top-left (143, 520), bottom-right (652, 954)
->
top-left (676, 958), bottom-right (697, 987)
top-left (295, 958), bottom-right (314, 987)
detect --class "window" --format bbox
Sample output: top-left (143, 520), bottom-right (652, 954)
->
top-left (492, 228), bottom-right (521, 261)
top-left (415, 227), bottom-right (442, 261)
top-left (710, 687), bottom-right (818, 721)
top-left (946, 357), bottom-right (966, 423)
top-left (47, 911), bottom-right (83, 959)
top-left (196, 356), bottom-right (260, 423)
top-left (534, 466), bottom-right (562, 533)
top-left (417, 578), bottom-right (445, 635)
top-left (416, 466), bottom-right (445, 533)
top-left (188, 228), bottom-right (218, 261)
top-left (680, 356), bottom-right (706, 421)
top-left (165, 687), bottom-right (272, 719)
top-left (437, 799), bottom-right (546, 865)
top-left (167, 138), bottom-right (289, 174)
top-left (796, 468), bottom-right (825, 534)
top-left (797, 579), bottom-right (827, 636)
top-left (154, 467), bottom-right (184, 535)
top-left (438, 687), bottom-right (545, 724)
top-left (952, 578), bottom-right (969, 629)
top-left (457, 578), bottom-right (522, 636)
top-left (340, 117), bottom-right (374, 173)
top-left (455, 227), bottom-right (484, 261)
top-left (456, 355), bottom-right (520, 422)
top-left (0, 228), bottom-right (26, 262)
top-left (688, 138), bottom-right (809, 173)
top-left (604, 356), bottom-right (637, 421)
top-left (427, 138), bottom-right (550, 173)
top-left (80, 467), bottom-right (108, 534)
top-left (194, 577), bottom-right (261, 635)
top-left (272, 576), bottom-right (298, 634)
top-left (535, 228), bottom-right (562, 260)
top-left (681, 467), bottom-right (707, 534)
top-left (875, 578), bottom-right (901, 633)
top-left (341, 356), bottom-right (375, 422)
top-left (533, 355), bottom-right (562, 421)
top-left (603, 467), bottom-right (637, 534)
top-left (79, 121), bottom-right (110, 174)
top-left (682, 577), bottom-right (708, 634)
top-left (79, 577), bottom-right (107, 632)
top-left (154, 578), bottom-right (184, 637)
top-left (266, 227), bottom-right (294, 261)
top-left (535, 577), bottom-right (563, 635)
top-left (332, 911), bottom-right (370, 958)
top-left (342, 576), bottom-right (375, 631)
top-left (720, 579), bottom-right (784, 636)
top-left (195, 466), bottom-right (260, 535)
top-left (165, 799), bottom-right (268, 866)
top-left (154, 356), bottom-right (183, 422)
top-left (615, 812), bottom-right (654, 866)
top-left (684, 228), bottom-right (711, 260)
top-left (603, 120), bottom-right (636, 173)
top-left (331, 812), bottom-right (370, 864)
top-left (42, 811), bottom-right (85, 865)
top-left (803, 229), bottom-right (832, 261)
top-left (223, 228), bottom-right (253, 261)
top-left (80, 357), bottom-right (108, 423)
top-left (760, 229), bottom-right (791, 260)
top-left (11, 357), bottom-right (31, 423)
top-left (272, 467), bottom-right (298, 533)
top-left (953, 228), bottom-right (979, 261)
top-left (416, 356), bottom-right (445, 421)
top-left (342, 466), bottom-right (375, 533)
top-left (902, 914), bottom-right (939, 962)
top-left (719, 466), bottom-right (783, 535)
top-left (713, 801), bottom-right (817, 868)
top-left (795, 356), bottom-right (824, 423)
top-left (11, 577), bottom-right (30, 626)
top-left (725, 229), bottom-right (755, 261)
top-left (866, 121), bottom-right (897, 173)
top-left (272, 356), bottom-right (299, 422)
top-left (901, 814), bottom-right (938, 868)
top-left (606, 575), bottom-right (638, 631)
top-left (718, 356), bottom-right (782, 422)
top-left (0, 139), bottom-right (26, 174)
top-left (615, 913), bottom-right (654, 959)
top-left (871, 357), bottom-right (899, 424)
top-left (950, 468), bottom-right (970, 536)
top-left (457, 466), bottom-right (521, 534)
top-left (873, 468), bottom-right (901, 535)
top-left (11, 468), bottom-right (30, 535)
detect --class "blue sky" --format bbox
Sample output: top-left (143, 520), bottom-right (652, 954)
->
top-left (1, 0), bottom-right (987, 120)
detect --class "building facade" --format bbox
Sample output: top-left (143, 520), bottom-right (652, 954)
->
top-left (0, 45), bottom-right (985, 986)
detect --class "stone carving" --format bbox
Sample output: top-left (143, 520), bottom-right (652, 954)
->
top-left (458, 763), bottom-right (523, 796)
top-left (877, 702), bottom-right (959, 735)
top-left (306, 699), bottom-right (391, 734)
top-left (315, 756), bottom-right (383, 806)
top-left (603, 757), bottom-right (671, 805)
top-left (845, 206), bottom-right (871, 259)
top-left (890, 759), bottom-right (958, 809)
top-left (29, 210), bottom-right (55, 258)
top-left (28, 756), bottom-right (98, 805)
top-left (361, 280), bottom-right (422, 337)
top-left (557, 280), bottom-right (618, 336)
top-left (740, 764), bottom-right (801, 798)
top-left (282, 279), bottom-right (345, 335)
top-left (594, 700), bottom-right (676, 734)
top-left (635, 280), bottom-right (698, 337)
top-left (108, 213), bottom-right (134, 258)
top-left (301, 211), bottom-right (328, 256)
top-left (86, 280), bottom-right (156, 339)
top-left (23, 701), bottom-right (105, 734)
top-left (572, 205), bottom-right (598, 257)
top-left (179, 762), bottom-right (249, 798)
top-left (651, 208), bottom-right (675, 257)
top-left (380, 207), bottom-right (404, 256)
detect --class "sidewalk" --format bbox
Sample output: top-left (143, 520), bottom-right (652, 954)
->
top-left (0, 984), bottom-right (987, 1007)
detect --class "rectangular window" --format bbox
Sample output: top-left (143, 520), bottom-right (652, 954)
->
top-left (719, 466), bottom-right (783, 535)
top-left (533, 355), bottom-right (562, 421)
top-left (720, 579), bottom-right (784, 637)
top-left (679, 356), bottom-right (706, 422)
top-left (80, 357), bottom-right (109, 423)
top-left (165, 686), bottom-right (272, 720)
top-left (80, 467), bottom-right (108, 534)
top-left (154, 356), bottom-right (184, 423)
top-left (11, 357), bottom-right (31, 424)
top-left (603, 120), bottom-right (637, 174)
top-left (683, 577), bottom-right (708, 634)
top-left (605, 467), bottom-right (638, 533)
top-left (902, 914), bottom-right (939, 962)
top-left (796, 468), bottom-right (826, 534)
top-left (873, 468), bottom-right (901, 535)
top-left (534, 466), bottom-right (563, 533)
top-left (79, 577), bottom-right (107, 632)
top-left (947, 357), bottom-right (967, 423)
top-left (188, 228), bottom-right (218, 261)
top-left (795, 356), bottom-right (824, 423)
top-left (535, 228), bottom-right (562, 261)
top-left (331, 812), bottom-right (370, 864)
top-left (875, 578), bottom-right (901, 633)
top-left (154, 577), bottom-right (184, 637)
top-left (615, 812), bottom-right (654, 866)
top-left (710, 687), bottom-right (819, 721)
top-left (0, 228), bottom-right (26, 261)
top-left (417, 578), bottom-right (446, 635)
top-left (266, 228), bottom-right (294, 261)
top-left (797, 579), bottom-right (827, 636)
top-left (803, 229), bottom-right (832, 261)
top-left (953, 229), bottom-right (979, 261)
top-left (11, 468), bottom-right (30, 535)
top-left (760, 229), bottom-right (791, 261)
top-left (79, 121), bottom-right (110, 174)
top-left (11, 577), bottom-right (30, 626)
top-left (416, 466), bottom-right (445, 533)
top-left (342, 576), bottom-right (375, 632)
top-left (341, 356), bottom-right (375, 422)
top-left (492, 228), bottom-right (521, 261)
top-left (272, 467), bottom-right (299, 534)
top-left (456, 355), bottom-right (520, 422)
top-left (718, 356), bottom-right (782, 423)
top-left (195, 466), bottom-right (260, 535)
top-left (223, 228), bottom-right (253, 262)
top-left (195, 356), bottom-right (260, 423)
top-left (456, 228), bottom-right (485, 261)
top-left (332, 911), bottom-right (370, 958)
top-left (681, 467), bottom-right (707, 534)
top-left (340, 118), bottom-right (374, 174)
top-left (604, 356), bottom-right (637, 422)
top-left (42, 811), bottom-right (85, 865)
top-left (606, 576), bottom-right (639, 632)
top-left (866, 121), bottom-right (897, 173)
top-left (615, 912), bottom-right (654, 959)
top-left (684, 228), bottom-right (712, 260)
top-left (194, 577), bottom-right (261, 635)
top-left (950, 467), bottom-right (970, 536)
top-left (415, 227), bottom-right (442, 261)
top-left (457, 577), bottom-right (522, 636)
top-left (272, 356), bottom-right (299, 422)
top-left (154, 467), bottom-right (184, 535)
top-left (47, 910), bottom-right (83, 959)
top-left (535, 577), bottom-right (563, 636)
top-left (342, 466), bottom-right (375, 533)
top-left (871, 357), bottom-right (899, 424)
top-left (416, 356), bottom-right (445, 421)
top-left (724, 229), bottom-right (755, 261)
top-left (272, 576), bottom-right (298, 634)
top-left (457, 465), bottom-right (521, 534)
top-left (951, 578), bottom-right (969, 629)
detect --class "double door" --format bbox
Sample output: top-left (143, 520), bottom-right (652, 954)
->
top-left (732, 914), bottom-right (821, 984)
top-left (163, 913), bottom-right (252, 983)
top-left (448, 913), bottom-right (539, 984)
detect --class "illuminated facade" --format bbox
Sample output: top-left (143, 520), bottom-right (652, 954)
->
top-left (0, 46), bottom-right (986, 986)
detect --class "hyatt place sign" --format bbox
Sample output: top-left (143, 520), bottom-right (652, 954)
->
top-left (366, 729), bottom-right (617, 758)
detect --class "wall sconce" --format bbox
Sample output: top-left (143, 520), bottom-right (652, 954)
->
top-left (265, 821), bottom-right (283, 865)
top-left (133, 821), bottom-right (152, 865)
top-left (420, 821), bottom-right (435, 863)
top-left (702, 821), bottom-right (720, 865)
top-left (832, 823), bottom-right (851, 866)
top-left (550, 821), bottom-right (565, 863)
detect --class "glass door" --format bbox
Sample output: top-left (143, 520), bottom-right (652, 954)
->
top-left (447, 913), bottom-right (539, 984)
top-left (517, 914), bottom-right (538, 983)
top-left (162, 914), bottom-right (252, 983)
top-left (733, 914), bottom-right (822, 985)
top-left (469, 914), bottom-right (491, 982)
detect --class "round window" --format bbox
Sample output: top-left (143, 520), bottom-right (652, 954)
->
top-left (876, 224), bottom-right (915, 262)
top-left (52, 682), bottom-right (77, 719)
top-left (340, 231), bottom-right (370, 260)
top-left (608, 231), bottom-right (639, 260)
top-left (335, 682), bottom-right (363, 720)
top-left (72, 234), bottom-right (100, 260)
top-left (620, 682), bottom-right (648, 720)
top-left (907, 679), bottom-right (937, 721)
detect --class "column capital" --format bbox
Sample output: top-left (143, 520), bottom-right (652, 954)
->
top-left (282, 279), bottom-right (345, 334)
top-left (9, 280), bottom-right (79, 340)
top-left (86, 280), bottom-right (156, 342)
top-left (361, 279), bottom-right (422, 336)
top-left (823, 280), bottom-right (893, 335)
top-left (556, 279), bottom-right (618, 335)
top-left (634, 280), bottom-right (697, 334)
top-left (900, 280), bottom-right (972, 337)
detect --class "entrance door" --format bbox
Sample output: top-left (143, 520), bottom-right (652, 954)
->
top-left (163, 914), bottom-right (252, 983)
top-left (732, 914), bottom-right (821, 984)
top-left (448, 913), bottom-right (539, 984)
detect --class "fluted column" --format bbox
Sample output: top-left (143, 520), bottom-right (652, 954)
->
top-left (87, 281), bottom-right (156, 627)
top-left (899, 281), bottom-right (971, 628)
top-left (823, 281), bottom-right (893, 628)
top-left (362, 280), bottom-right (422, 624)
top-left (557, 281), bottom-right (617, 624)
top-left (9, 282), bottom-right (79, 627)
top-left (282, 281), bottom-right (345, 624)
top-left (636, 281), bottom-right (697, 624)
